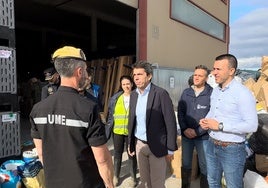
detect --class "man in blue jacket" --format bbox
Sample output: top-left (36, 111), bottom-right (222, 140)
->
top-left (85, 71), bottom-right (104, 111)
top-left (178, 65), bottom-right (212, 188)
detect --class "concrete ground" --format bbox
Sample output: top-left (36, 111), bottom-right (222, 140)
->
top-left (18, 116), bottom-right (200, 188)
top-left (108, 143), bottom-right (201, 188)
top-left (107, 138), bottom-right (200, 188)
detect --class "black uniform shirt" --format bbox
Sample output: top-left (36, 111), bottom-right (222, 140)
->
top-left (30, 86), bottom-right (107, 188)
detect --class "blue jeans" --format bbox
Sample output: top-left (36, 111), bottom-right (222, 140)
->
top-left (206, 138), bottom-right (246, 188)
top-left (181, 136), bottom-right (208, 175)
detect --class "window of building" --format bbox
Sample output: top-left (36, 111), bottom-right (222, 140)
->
top-left (170, 0), bottom-right (226, 41)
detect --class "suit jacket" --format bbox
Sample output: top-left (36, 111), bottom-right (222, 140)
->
top-left (128, 83), bottom-right (178, 157)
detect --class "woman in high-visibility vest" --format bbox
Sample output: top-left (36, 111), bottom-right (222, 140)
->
top-left (107, 75), bottom-right (137, 187)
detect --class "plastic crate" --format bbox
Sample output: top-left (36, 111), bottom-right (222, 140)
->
top-left (0, 112), bottom-right (21, 158)
top-left (0, 0), bottom-right (15, 29)
top-left (0, 46), bottom-right (17, 94)
top-left (0, 93), bottom-right (19, 112)
top-left (0, 26), bottom-right (16, 48)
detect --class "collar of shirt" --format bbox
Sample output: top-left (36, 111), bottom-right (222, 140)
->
top-left (217, 78), bottom-right (235, 92)
top-left (135, 83), bottom-right (151, 95)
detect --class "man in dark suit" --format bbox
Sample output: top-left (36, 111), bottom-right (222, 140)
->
top-left (128, 61), bottom-right (178, 188)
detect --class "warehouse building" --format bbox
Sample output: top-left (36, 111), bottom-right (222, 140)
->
top-left (0, 0), bottom-right (229, 158)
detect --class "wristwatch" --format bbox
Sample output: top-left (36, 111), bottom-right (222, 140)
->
top-left (218, 122), bottom-right (224, 131)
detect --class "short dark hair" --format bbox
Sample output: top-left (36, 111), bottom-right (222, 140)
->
top-left (132, 60), bottom-right (153, 76)
top-left (215, 54), bottom-right (237, 70)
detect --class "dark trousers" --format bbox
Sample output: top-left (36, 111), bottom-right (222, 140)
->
top-left (113, 133), bottom-right (137, 179)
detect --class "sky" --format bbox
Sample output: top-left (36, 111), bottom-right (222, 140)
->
top-left (229, 1), bottom-right (268, 70)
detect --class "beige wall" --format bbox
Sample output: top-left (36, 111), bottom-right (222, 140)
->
top-left (146, 0), bottom-right (229, 71)
top-left (116, 0), bottom-right (138, 8)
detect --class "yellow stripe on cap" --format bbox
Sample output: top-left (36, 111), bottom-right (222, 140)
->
top-left (52, 46), bottom-right (86, 60)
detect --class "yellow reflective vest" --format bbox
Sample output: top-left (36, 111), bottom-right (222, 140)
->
top-left (113, 95), bottom-right (129, 135)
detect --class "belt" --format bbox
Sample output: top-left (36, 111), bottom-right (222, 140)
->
top-left (211, 138), bottom-right (244, 147)
top-left (137, 138), bottom-right (147, 144)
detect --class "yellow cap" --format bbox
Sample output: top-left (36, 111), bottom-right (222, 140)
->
top-left (52, 46), bottom-right (86, 61)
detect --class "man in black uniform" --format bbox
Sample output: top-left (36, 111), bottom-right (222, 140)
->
top-left (41, 67), bottom-right (60, 100)
top-left (30, 46), bottom-right (114, 188)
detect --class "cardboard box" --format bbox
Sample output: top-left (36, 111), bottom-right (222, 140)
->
top-left (255, 154), bottom-right (268, 172)
top-left (244, 77), bottom-right (255, 91)
top-left (263, 83), bottom-right (268, 111)
top-left (170, 136), bottom-right (198, 180)
top-left (256, 83), bottom-right (268, 111)
top-left (171, 148), bottom-right (182, 178)
top-left (252, 76), bottom-right (267, 100)
top-left (261, 56), bottom-right (268, 72)
top-left (256, 85), bottom-right (266, 102)
top-left (256, 101), bottom-right (267, 111)
top-left (263, 68), bottom-right (268, 77)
